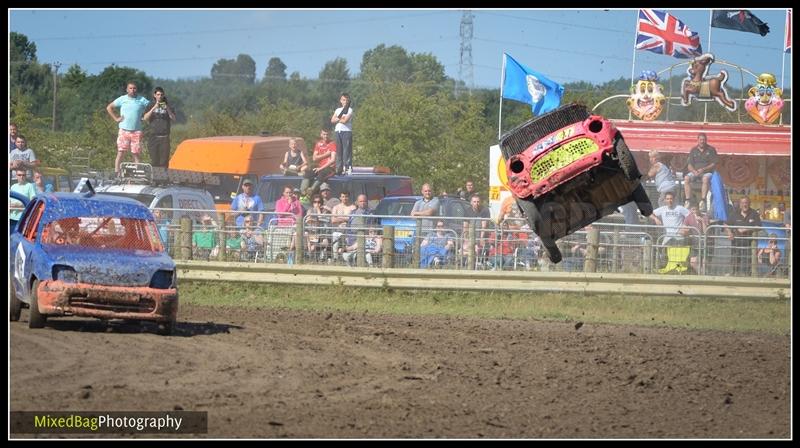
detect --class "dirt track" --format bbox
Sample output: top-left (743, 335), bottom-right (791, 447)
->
top-left (10, 303), bottom-right (790, 438)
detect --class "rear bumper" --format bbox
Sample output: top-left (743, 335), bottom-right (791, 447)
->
top-left (37, 281), bottom-right (178, 322)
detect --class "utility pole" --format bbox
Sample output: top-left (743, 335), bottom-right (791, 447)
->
top-left (52, 61), bottom-right (61, 131)
top-left (457, 10), bottom-right (475, 97)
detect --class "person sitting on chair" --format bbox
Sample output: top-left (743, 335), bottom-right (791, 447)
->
top-left (757, 234), bottom-right (782, 277)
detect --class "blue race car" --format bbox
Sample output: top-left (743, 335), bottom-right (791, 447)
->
top-left (9, 188), bottom-right (178, 335)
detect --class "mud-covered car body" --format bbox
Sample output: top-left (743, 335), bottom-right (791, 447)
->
top-left (500, 104), bottom-right (652, 262)
top-left (9, 191), bottom-right (178, 334)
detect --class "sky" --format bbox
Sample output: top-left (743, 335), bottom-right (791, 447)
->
top-left (9, 8), bottom-right (793, 90)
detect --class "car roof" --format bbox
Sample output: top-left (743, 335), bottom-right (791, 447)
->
top-left (37, 192), bottom-right (154, 223)
top-left (95, 183), bottom-right (212, 195)
top-left (259, 174), bottom-right (411, 181)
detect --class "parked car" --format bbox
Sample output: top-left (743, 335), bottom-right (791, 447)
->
top-left (38, 167), bottom-right (75, 193)
top-left (9, 187), bottom-right (178, 335)
top-left (255, 169), bottom-right (413, 211)
top-left (373, 195), bottom-right (472, 253)
top-left (77, 163), bottom-right (217, 225)
top-left (499, 103), bottom-right (653, 262)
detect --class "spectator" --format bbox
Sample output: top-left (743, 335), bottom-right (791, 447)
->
top-left (192, 214), bottom-right (218, 260)
top-left (463, 193), bottom-right (492, 253)
top-left (487, 221), bottom-right (519, 270)
top-left (230, 179), bottom-right (265, 227)
top-left (32, 170), bottom-right (54, 193)
top-left (419, 220), bottom-right (454, 268)
top-left (143, 86), bottom-right (176, 169)
top-left (9, 123), bottom-right (19, 152)
top-left (331, 92), bottom-right (353, 175)
top-left (239, 216), bottom-right (265, 261)
top-left (298, 187), bottom-right (314, 213)
top-left (341, 194), bottom-right (373, 259)
top-left (152, 209), bottom-right (172, 253)
top-left (280, 138), bottom-right (308, 176)
top-left (683, 133), bottom-right (718, 210)
top-left (727, 196), bottom-right (762, 276)
top-left (651, 191), bottom-right (690, 245)
top-left (319, 183), bottom-right (339, 212)
top-left (496, 196), bottom-right (525, 230)
top-left (757, 234), bottom-right (782, 277)
top-left (10, 170), bottom-right (37, 221)
top-left (9, 134), bottom-right (40, 179)
top-left (307, 192), bottom-right (330, 226)
top-left (304, 214), bottom-right (331, 262)
top-left (680, 202), bottom-right (708, 273)
top-left (341, 227), bottom-right (382, 267)
top-left (410, 183), bottom-right (440, 232)
top-left (301, 128), bottom-right (337, 192)
top-left (459, 180), bottom-right (478, 201)
top-left (330, 191), bottom-right (356, 255)
top-left (647, 150), bottom-right (678, 207)
top-left (106, 81), bottom-right (151, 176)
top-left (274, 186), bottom-right (303, 226)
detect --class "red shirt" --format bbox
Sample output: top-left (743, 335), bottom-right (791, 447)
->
top-left (314, 139), bottom-right (336, 169)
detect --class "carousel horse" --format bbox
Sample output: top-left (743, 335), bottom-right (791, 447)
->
top-left (681, 53), bottom-right (736, 111)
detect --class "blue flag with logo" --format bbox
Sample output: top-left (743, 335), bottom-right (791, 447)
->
top-left (502, 53), bottom-right (564, 116)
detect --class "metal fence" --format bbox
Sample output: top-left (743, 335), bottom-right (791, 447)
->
top-left (152, 208), bottom-right (791, 279)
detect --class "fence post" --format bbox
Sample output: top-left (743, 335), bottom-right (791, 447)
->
top-left (295, 217), bottom-right (304, 265)
top-left (585, 227), bottom-right (599, 273)
top-left (611, 227), bottom-right (620, 273)
top-left (382, 225), bottom-right (395, 268)
top-left (179, 216), bottom-right (192, 260)
top-left (750, 238), bottom-right (758, 277)
top-left (643, 239), bottom-right (653, 273)
top-left (217, 214), bottom-right (227, 261)
top-left (468, 221), bottom-right (476, 270)
top-left (356, 229), bottom-right (366, 267)
top-left (412, 219), bottom-right (422, 268)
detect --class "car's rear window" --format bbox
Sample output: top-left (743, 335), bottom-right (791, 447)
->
top-left (374, 200), bottom-right (416, 216)
top-left (41, 216), bottom-right (164, 253)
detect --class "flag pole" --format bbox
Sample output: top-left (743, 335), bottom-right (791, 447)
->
top-left (629, 10), bottom-right (640, 121)
top-left (499, 53), bottom-right (506, 140)
top-left (707, 10), bottom-right (713, 53)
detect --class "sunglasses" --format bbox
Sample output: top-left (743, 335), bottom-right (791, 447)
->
top-left (313, 200), bottom-right (321, 204)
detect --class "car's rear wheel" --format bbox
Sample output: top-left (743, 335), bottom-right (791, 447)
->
top-left (615, 135), bottom-right (641, 181)
top-left (10, 277), bottom-right (22, 322)
top-left (514, 198), bottom-right (541, 231)
top-left (28, 280), bottom-right (46, 329)
top-left (631, 184), bottom-right (654, 217)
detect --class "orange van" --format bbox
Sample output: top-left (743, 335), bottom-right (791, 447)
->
top-left (169, 135), bottom-right (305, 210)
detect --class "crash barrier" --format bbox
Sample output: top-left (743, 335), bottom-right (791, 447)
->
top-left (175, 260), bottom-right (789, 300)
top-left (151, 208), bottom-right (791, 279)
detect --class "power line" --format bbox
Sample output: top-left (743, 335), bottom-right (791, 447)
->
top-left (27, 11), bottom-right (453, 42)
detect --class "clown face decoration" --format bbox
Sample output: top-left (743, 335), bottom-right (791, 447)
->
top-left (627, 70), bottom-right (666, 121)
top-left (745, 73), bottom-right (784, 124)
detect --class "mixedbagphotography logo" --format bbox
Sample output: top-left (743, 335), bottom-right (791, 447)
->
top-left (11, 411), bottom-right (208, 435)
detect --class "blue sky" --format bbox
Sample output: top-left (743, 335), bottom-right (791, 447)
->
top-left (9, 8), bottom-right (793, 89)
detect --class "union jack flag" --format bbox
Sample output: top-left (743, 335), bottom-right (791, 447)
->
top-left (635, 9), bottom-right (702, 59)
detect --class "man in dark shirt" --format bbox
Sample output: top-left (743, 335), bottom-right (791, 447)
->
top-left (727, 196), bottom-right (762, 276)
top-left (683, 132), bottom-right (718, 210)
top-left (144, 87), bottom-right (176, 168)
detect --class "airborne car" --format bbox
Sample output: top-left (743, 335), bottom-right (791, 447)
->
top-left (9, 188), bottom-right (178, 335)
top-left (500, 103), bottom-right (652, 263)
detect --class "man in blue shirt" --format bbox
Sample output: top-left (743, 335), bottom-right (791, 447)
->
top-left (106, 81), bottom-right (151, 176)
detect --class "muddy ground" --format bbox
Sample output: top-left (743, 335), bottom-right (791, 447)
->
top-left (10, 303), bottom-right (790, 439)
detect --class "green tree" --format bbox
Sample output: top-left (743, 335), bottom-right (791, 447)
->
top-left (211, 54), bottom-right (256, 84)
top-left (264, 57), bottom-right (287, 82)
top-left (317, 57), bottom-right (351, 106)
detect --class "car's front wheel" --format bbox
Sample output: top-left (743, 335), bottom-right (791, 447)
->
top-left (631, 184), bottom-right (654, 217)
top-left (156, 318), bottom-right (175, 336)
top-left (10, 277), bottom-right (22, 322)
top-left (28, 280), bottom-right (47, 329)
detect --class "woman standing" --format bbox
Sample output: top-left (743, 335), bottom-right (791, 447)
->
top-left (330, 93), bottom-right (353, 175)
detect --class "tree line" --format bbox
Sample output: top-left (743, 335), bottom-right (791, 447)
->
top-left (10, 32), bottom-right (789, 195)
